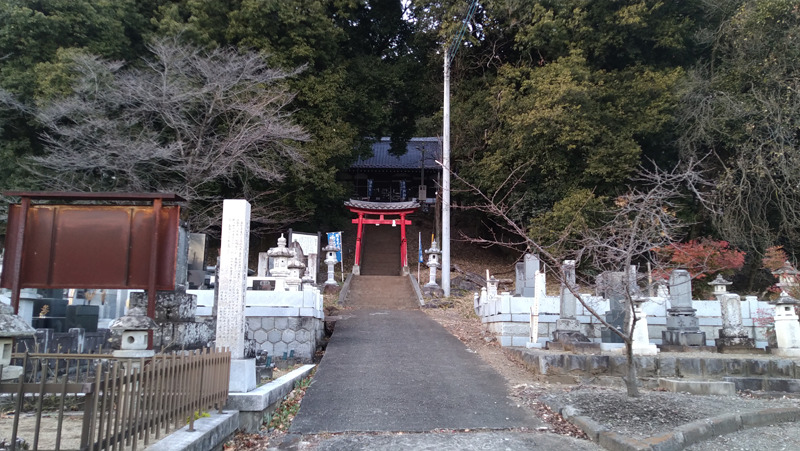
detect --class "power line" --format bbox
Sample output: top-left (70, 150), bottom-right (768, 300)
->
top-left (447, 0), bottom-right (479, 68)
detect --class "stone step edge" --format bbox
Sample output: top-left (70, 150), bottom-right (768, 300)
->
top-left (541, 398), bottom-right (800, 451)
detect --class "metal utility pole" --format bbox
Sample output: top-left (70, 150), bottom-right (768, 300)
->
top-left (442, 48), bottom-right (451, 297)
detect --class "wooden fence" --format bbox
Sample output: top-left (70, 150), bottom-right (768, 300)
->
top-left (0, 348), bottom-right (230, 451)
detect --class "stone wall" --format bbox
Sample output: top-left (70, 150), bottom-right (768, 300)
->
top-left (192, 285), bottom-right (325, 362)
top-left (246, 316), bottom-right (324, 362)
top-left (129, 291), bottom-right (216, 351)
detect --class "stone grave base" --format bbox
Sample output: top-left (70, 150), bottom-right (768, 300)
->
top-left (546, 341), bottom-right (602, 353)
top-left (662, 330), bottom-right (707, 346)
top-left (229, 359), bottom-right (257, 393)
top-left (659, 344), bottom-right (718, 353)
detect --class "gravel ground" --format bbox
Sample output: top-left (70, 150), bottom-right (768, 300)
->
top-left (684, 422), bottom-right (800, 451)
top-left (536, 385), bottom-right (800, 439)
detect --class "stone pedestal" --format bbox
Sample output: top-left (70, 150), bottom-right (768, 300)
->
top-left (228, 358), bottom-right (257, 393)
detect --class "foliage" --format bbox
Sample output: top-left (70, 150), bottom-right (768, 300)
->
top-left (653, 239), bottom-right (746, 280)
top-left (267, 374), bottom-right (314, 432)
top-left (527, 189), bottom-right (607, 259)
top-left (0, 0), bottom-right (155, 196)
top-left (186, 410), bottom-right (210, 424)
top-left (762, 245), bottom-right (791, 273)
top-left (25, 39), bottom-right (310, 236)
top-left (679, 0), bottom-right (800, 258)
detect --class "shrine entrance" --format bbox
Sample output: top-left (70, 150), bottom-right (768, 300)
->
top-left (345, 199), bottom-right (419, 276)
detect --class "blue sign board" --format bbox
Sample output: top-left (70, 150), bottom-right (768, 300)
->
top-left (327, 232), bottom-right (342, 262)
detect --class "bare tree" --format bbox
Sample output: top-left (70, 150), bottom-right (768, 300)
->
top-left (27, 38), bottom-right (310, 235)
top-left (458, 160), bottom-right (711, 397)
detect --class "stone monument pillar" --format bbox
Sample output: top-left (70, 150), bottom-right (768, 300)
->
top-left (662, 269), bottom-right (706, 347)
top-left (553, 260), bottom-right (588, 343)
top-left (216, 199), bottom-right (256, 392)
top-left (771, 293), bottom-right (800, 357)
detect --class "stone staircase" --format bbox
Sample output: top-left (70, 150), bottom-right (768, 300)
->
top-left (360, 224), bottom-right (400, 276)
top-left (346, 275), bottom-right (419, 310)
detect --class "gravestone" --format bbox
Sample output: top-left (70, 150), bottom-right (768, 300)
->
top-left (515, 253), bottom-right (539, 297)
top-left (662, 269), bottom-right (706, 346)
top-left (598, 268), bottom-right (638, 343)
top-left (290, 232), bottom-right (319, 283)
top-left (216, 199), bottom-right (256, 392)
top-left (552, 260), bottom-right (589, 343)
top-left (187, 233), bottom-right (207, 288)
top-left (715, 293), bottom-right (754, 350)
top-left (257, 252), bottom-right (270, 277)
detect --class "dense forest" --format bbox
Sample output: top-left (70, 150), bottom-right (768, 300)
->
top-left (1, 0), bottom-right (799, 291)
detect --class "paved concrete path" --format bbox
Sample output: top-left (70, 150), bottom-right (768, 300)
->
top-left (290, 308), bottom-right (537, 434)
top-left (291, 431), bottom-right (603, 450)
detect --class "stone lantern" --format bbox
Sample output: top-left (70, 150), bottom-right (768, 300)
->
top-left (322, 243), bottom-right (340, 286)
top-left (109, 306), bottom-right (158, 359)
top-left (424, 239), bottom-right (442, 288)
top-left (770, 292), bottom-right (800, 357)
top-left (708, 274), bottom-right (732, 298)
top-left (286, 256), bottom-right (305, 291)
top-left (772, 261), bottom-right (800, 295)
top-left (0, 302), bottom-right (35, 380)
top-left (267, 234), bottom-right (293, 291)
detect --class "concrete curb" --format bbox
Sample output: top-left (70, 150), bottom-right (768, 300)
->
top-left (542, 397), bottom-right (800, 451)
top-left (338, 273), bottom-right (353, 305)
top-left (145, 410), bottom-right (239, 451)
top-left (408, 274), bottom-right (425, 306)
top-left (227, 364), bottom-right (316, 432)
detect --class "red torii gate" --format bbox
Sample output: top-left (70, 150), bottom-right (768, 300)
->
top-left (345, 199), bottom-right (419, 275)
